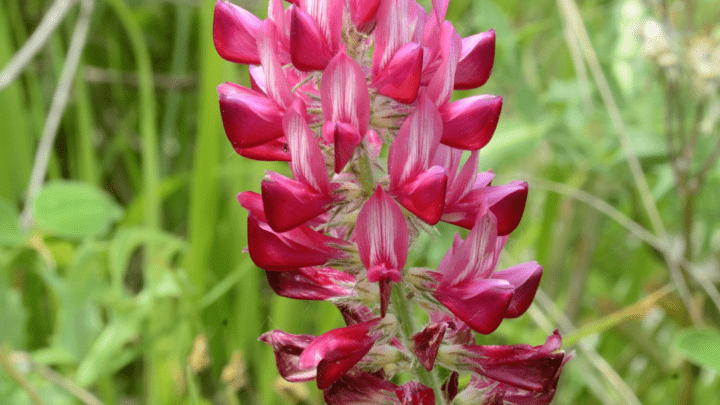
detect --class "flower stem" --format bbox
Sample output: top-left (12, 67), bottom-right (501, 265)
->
top-left (391, 283), bottom-right (447, 405)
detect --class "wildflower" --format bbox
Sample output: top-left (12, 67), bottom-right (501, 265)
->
top-left (215, 0), bottom-right (567, 400)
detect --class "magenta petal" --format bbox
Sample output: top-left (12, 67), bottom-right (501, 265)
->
top-left (432, 0), bottom-right (449, 23)
top-left (372, 42), bottom-right (424, 104)
top-left (284, 99), bottom-right (332, 193)
top-left (299, 319), bottom-right (381, 389)
top-left (443, 150), bottom-right (480, 207)
top-left (239, 192), bottom-right (347, 270)
top-left (440, 95), bottom-right (503, 150)
top-left (324, 369), bottom-right (398, 405)
top-left (238, 138), bottom-right (291, 161)
top-left (348, 0), bottom-right (381, 31)
top-left (388, 93), bottom-right (444, 187)
top-left (218, 82), bottom-right (284, 149)
top-left (492, 262), bottom-right (543, 318)
top-left (257, 20), bottom-right (295, 109)
top-left (213, 0), bottom-right (261, 65)
top-left (355, 186), bottom-right (409, 280)
top-left (321, 52), bottom-right (371, 137)
top-left (261, 173), bottom-right (335, 232)
top-left (454, 30), bottom-right (496, 90)
top-left (332, 122), bottom-right (363, 173)
top-left (259, 330), bottom-right (317, 382)
top-left (265, 267), bottom-right (355, 300)
top-left (434, 279), bottom-right (513, 334)
top-left (485, 181), bottom-right (528, 236)
top-left (467, 331), bottom-right (565, 391)
top-left (426, 22), bottom-right (461, 106)
top-left (395, 381), bottom-right (435, 405)
top-left (393, 167), bottom-right (447, 225)
top-left (413, 323), bottom-right (447, 371)
top-left (447, 180), bottom-right (528, 234)
top-left (289, 6), bottom-right (335, 71)
top-left (439, 211), bottom-right (498, 286)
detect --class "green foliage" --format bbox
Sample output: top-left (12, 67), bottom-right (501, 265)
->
top-left (32, 181), bottom-right (124, 240)
top-left (675, 329), bottom-right (720, 373)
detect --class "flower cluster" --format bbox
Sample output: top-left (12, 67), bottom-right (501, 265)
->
top-left (214, 0), bottom-right (568, 403)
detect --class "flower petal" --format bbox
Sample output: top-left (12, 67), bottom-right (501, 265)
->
top-left (356, 186), bottom-right (409, 281)
top-left (465, 331), bottom-right (565, 391)
top-left (440, 95), bottom-right (502, 150)
top-left (372, 42), bottom-right (424, 104)
top-left (426, 22), bottom-right (461, 106)
top-left (321, 52), bottom-right (371, 139)
top-left (284, 99), bottom-right (331, 193)
top-left (434, 278), bottom-right (513, 334)
top-left (257, 20), bottom-right (294, 109)
top-left (289, 6), bottom-right (335, 71)
top-left (439, 211), bottom-right (498, 287)
top-left (299, 319), bottom-right (381, 389)
top-left (218, 83), bottom-right (284, 149)
top-left (392, 166), bottom-right (447, 225)
top-left (454, 30), bottom-right (496, 90)
top-left (395, 381), bottom-right (435, 405)
top-left (259, 330), bottom-right (317, 382)
top-left (324, 369), bottom-right (398, 405)
top-left (492, 262), bottom-right (543, 318)
top-left (239, 191), bottom-right (347, 270)
top-left (413, 323), bottom-right (447, 371)
top-left (265, 267), bottom-right (356, 301)
top-left (348, 0), bottom-right (381, 31)
top-left (388, 92), bottom-right (444, 187)
top-left (213, 0), bottom-right (261, 65)
top-left (324, 121), bottom-right (363, 173)
top-left (261, 172), bottom-right (335, 232)
top-left (237, 138), bottom-right (291, 161)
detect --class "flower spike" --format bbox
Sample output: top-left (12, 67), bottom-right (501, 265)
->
top-left (215, 0), bottom-right (566, 400)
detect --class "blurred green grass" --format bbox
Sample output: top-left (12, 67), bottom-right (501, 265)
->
top-left (1, 0), bottom-right (720, 404)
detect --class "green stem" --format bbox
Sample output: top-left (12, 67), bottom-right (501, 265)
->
top-left (391, 283), bottom-right (447, 405)
top-left (104, 1), bottom-right (163, 404)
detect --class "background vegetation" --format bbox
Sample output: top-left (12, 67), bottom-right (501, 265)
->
top-left (1, 0), bottom-right (719, 404)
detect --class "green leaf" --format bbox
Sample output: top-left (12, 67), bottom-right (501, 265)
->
top-left (0, 198), bottom-right (22, 246)
top-left (32, 181), bottom-right (124, 240)
top-left (675, 328), bottom-right (720, 372)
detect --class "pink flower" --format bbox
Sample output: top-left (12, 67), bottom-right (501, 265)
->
top-left (388, 92), bottom-right (447, 225)
top-left (324, 369), bottom-right (399, 405)
top-left (437, 146), bottom-right (528, 235)
top-left (239, 192), bottom-right (348, 271)
top-left (433, 212), bottom-right (514, 334)
top-left (321, 51), bottom-right (371, 172)
top-left (355, 186), bottom-right (409, 317)
top-left (261, 99), bottom-right (339, 232)
top-left (265, 266), bottom-right (356, 301)
top-left (456, 331), bottom-right (566, 392)
top-left (213, 1), bottom-right (262, 65)
top-left (440, 95), bottom-right (503, 150)
top-left (299, 319), bottom-right (382, 389)
top-left (395, 381), bottom-right (435, 405)
top-left (289, 0), bottom-right (343, 71)
top-left (216, 0), bottom-right (566, 400)
top-left (454, 30), bottom-right (496, 90)
top-left (259, 330), bottom-right (316, 382)
top-left (413, 322), bottom-right (447, 371)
